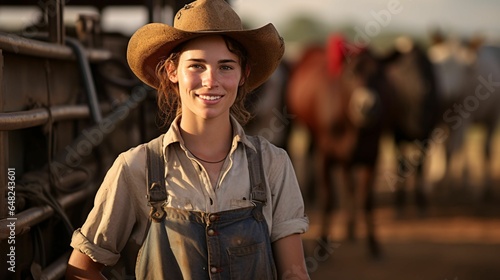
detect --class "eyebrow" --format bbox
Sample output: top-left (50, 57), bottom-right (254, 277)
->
top-left (186, 58), bottom-right (239, 64)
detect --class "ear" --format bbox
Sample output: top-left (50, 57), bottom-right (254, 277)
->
top-left (167, 63), bottom-right (178, 83)
top-left (169, 72), bottom-right (178, 83)
top-left (239, 66), bottom-right (251, 86)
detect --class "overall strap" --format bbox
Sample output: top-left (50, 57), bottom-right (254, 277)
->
top-left (245, 136), bottom-right (267, 205)
top-left (146, 134), bottom-right (167, 222)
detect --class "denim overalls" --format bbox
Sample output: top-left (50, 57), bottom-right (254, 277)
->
top-left (135, 135), bottom-right (277, 280)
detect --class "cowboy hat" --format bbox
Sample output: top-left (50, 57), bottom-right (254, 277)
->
top-left (127, 0), bottom-right (284, 92)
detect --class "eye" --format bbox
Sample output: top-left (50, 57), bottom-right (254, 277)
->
top-left (188, 64), bottom-right (205, 70)
top-left (220, 65), bottom-right (234, 71)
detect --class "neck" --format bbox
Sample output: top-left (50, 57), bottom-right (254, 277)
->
top-left (179, 115), bottom-right (233, 160)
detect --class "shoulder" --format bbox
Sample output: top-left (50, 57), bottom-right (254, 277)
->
top-left (100, 138), bottom-right (158, 209)
top-left (244, 135), bottom-right (293, 186)
top-left (248, 135), bottom-right (289, 164)
top-left (119, 134), bottom-right (169, 184)
top-left (119, 142), bottom-right (147, 172)
top-left (120, 134), bottom-right (164, 167)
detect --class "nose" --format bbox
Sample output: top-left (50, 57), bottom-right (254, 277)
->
top-left (201, 68), bottom-right (218, 88)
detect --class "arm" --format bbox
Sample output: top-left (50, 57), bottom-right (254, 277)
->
top-left (272, 234), bottom-right (310, 280)
top-left (66, 249), bottom-right (106, 280)
top-left (66, 151), bottom-right (147, 279)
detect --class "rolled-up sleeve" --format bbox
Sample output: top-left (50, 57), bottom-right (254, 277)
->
top-left (70, 149), bottom-right (148, 266)
top-left (259, 138), bottom-right (309, 242)
top-left (70, 229), bottom-right (121, 266)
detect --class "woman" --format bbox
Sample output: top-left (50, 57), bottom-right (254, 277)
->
top-left (66, 0), bottom-right (309, 279)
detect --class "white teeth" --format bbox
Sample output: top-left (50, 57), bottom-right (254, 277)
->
top-left (198, 95), bottom-right (221, 101)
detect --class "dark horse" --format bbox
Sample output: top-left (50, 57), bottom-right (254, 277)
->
top-left (428, 32), bottom-right (500, 196)
top-left (383, 37), bottom-right (440, 214)
top-left (286, 34), bottom-right (439, 258)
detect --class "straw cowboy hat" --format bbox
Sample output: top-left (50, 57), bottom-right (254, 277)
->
top-left (127, 0), bottom-right (285, 92)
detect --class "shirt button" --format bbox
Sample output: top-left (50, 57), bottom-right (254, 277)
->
top-left (207, 229), bottom-right (215, 236)
top-left (210, 266), bottom-right (218, 273)
top-left (209, 214), bottom-right (218, 222)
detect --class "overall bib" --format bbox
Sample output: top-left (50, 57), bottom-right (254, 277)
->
top-left (135, 136), bottom-right (277, 280)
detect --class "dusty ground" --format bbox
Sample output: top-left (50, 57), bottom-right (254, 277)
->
top-left (289, 124), bottom-right (500, 279)
top-left (302, 205), bottom-right (500, 280)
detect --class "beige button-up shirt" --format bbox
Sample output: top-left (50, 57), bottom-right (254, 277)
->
top-left (71, 116), bottom-right (309, 266)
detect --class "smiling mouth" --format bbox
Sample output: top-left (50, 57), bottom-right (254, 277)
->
top-left (197, 95), bottom-right (222, 101)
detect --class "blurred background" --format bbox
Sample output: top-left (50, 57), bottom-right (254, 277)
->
top-left (1, 0), bottom-right (499, 279)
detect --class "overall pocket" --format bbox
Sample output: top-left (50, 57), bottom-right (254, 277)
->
top-left (227, 241), bottom-right (276, 280)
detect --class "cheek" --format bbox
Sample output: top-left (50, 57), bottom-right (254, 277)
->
top-left (178, 72), bottom-right (198, 90)
top-left (226, 73), bottom-right (244, 89)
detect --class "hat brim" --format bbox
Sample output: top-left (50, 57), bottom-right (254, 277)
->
top-left (127, 22), bottom-right (284, 92)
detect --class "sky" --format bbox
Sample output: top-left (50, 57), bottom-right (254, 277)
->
top-left (1, 0), bottom-right (499, 43)
top-left (231, 0), bottom-right (500, 43)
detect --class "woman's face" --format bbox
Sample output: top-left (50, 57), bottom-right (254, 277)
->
top-left (169, 35), bottom-right (244, 123)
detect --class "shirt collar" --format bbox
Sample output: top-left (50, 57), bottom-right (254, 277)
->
top-left (162, 115), bottom-right (258, 153)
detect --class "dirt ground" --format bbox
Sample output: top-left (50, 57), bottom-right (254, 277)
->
top-left (290, 124), bottom-right (500, 280)
top-left (302, 204), bottom-right (500, 280)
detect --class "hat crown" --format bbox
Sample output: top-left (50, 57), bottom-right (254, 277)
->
top-left (127, 0), bottom-right (284, 92)
top-left (174, 0), bottom-right (243, 32)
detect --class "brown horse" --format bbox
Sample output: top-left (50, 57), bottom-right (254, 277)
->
top-left (287, 35), bottom-right (386, 258)
top-left (287, 34), bottom-right (439, 258)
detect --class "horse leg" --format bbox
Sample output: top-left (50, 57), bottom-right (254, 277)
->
top-left (319, 156), bottom-right (337, 244)
top-left (394, 147), bottom-right (408, 217)
top-left (305, 137), bottom-right (318, 205)
top-left (448, 124), bottom-right (468, 189)
top-left (358, 165), bottom-right (381, 259)
top-left (414, 152), bottom-right (429, 216)
top-left (339, 165), bottom-right (356, 242)
top-left (397, 144), bottom-right (429, 217)
top-left (481, 121), bottom-right (496, 201)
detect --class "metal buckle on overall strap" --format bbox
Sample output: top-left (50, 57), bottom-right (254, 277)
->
top-left (146, 135), bottom-right (168, 222)
top-left (251, 183), bottom-right (267, 205)
top-left (148, 181), bottom-right (167, 222)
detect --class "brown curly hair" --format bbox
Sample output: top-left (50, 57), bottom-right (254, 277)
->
top-left (155, 35), bottom-right (251, 128)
